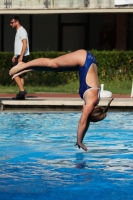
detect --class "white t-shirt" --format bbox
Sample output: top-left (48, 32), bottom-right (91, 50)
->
top-left (14, 26), bottom-right (30, 56)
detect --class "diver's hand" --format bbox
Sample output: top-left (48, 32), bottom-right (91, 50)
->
top-left (75, 142), bottom-right (88, 152)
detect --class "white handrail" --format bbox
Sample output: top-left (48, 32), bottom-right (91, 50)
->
top-left (131, 82), bottom-right (133, 98)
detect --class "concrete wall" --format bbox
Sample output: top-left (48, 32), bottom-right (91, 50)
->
top-left (127, 14), bottom-right (133, 50)
top-left (1, 14), bottom-right (58, 52)
top-left (0, 13), bottom-right (131, 52)
top-left (32, 15), bottom-right (58, 51)
top-left (1, 0), bottom-right (131, 9)
top-left (3, 15), bottom-right (30, 52)
top-left (115, 13), bottom-right (127, 50)
top-left (61, 14), bottom-right (87, 51)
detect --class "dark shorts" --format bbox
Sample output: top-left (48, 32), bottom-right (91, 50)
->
top-left (12, 55), bottom-right (29, 77)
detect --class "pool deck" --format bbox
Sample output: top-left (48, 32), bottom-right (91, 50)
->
top-left (0, 93), bottom-right (133, 111)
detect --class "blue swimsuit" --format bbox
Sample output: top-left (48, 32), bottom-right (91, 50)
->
top-left (79, 52), bottom-right (100, 101)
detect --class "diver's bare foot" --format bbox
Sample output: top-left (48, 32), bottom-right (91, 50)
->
top-left (9, 62), bottom-right (25, 76)
top-left (12, 69), bottom-right (34, 79)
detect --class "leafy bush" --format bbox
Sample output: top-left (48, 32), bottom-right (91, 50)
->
top-left (92, 50), bottom-right (133, 81)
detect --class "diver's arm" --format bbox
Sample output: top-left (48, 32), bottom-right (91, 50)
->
top-left (75, 104), bottom-right (93, 151)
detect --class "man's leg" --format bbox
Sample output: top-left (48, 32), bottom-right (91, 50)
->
top-left (12, 76), bottom-right (25, 100)
top-left (20, 76), bottom-right (27, 94)
top-left (14, 76), bottom-right (24, 91)
top-left (12, 56), bottom-right (28, 100)
top-left (20, 77), bottom-right (24, 87)
top-left (20, 56), bottom-right (29, 95)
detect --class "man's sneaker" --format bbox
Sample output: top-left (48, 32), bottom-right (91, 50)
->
top-left (19, 90), bottom-right (28, 95)
top-left (12, 91), bottom-right (25, 100)
top-left (24, 90), bottom-right (28, 95)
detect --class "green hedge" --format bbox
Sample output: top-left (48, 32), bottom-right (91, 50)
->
top-left (93, 50), bottom-right (133, 82)
top-left (0, 50), bottom-right (133, 86)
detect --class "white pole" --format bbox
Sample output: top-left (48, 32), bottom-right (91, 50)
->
top-left (101, 84), bottom-right (104, 91)
top-left (131, 82), bottom-right (133, 98)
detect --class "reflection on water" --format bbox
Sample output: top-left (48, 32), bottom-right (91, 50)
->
top-left (0, 112), bottom-right (133, 200)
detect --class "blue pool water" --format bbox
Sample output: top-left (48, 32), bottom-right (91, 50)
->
top-left (0, 112), bottom-right (133, 200)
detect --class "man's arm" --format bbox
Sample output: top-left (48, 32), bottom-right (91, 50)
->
top-left (18, 39), bottom-right (27, 62)
top-left (12, 55), bottom-right (16, 62)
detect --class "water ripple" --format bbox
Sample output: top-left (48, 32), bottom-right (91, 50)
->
top-left (0, 112), bottom-right (133, 200)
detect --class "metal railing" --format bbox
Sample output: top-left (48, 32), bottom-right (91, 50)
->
top-left (0, 0), bottom-right (133, 9)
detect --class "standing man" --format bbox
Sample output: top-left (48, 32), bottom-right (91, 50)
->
top-left (10, 16), bottom-right (30, 100)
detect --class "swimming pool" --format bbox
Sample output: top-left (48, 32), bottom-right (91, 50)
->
top-left (0, 112), bottom-right (133, 200)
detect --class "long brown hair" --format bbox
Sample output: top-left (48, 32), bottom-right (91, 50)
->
top-left (89, 98), bottom-right (114, 122)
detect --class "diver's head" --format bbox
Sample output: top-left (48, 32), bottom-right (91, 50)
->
top-left (89, 98), bottom-right (114, 122)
